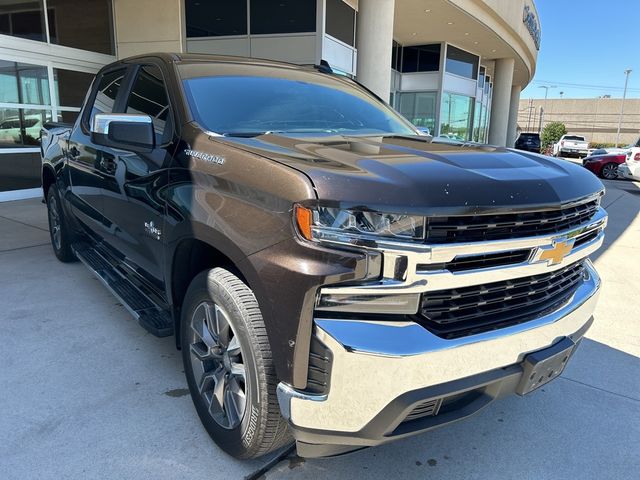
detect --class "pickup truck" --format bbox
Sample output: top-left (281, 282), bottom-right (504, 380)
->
top-left (40, 53), bottom-right (607, 459)
top-left (553, 134), bottom-right (589, 158)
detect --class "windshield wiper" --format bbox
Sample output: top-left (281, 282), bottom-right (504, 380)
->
top-left (223, 130), bottom-right (285, 138)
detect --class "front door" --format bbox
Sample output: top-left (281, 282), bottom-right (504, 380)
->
top-left (100, 63), bottom-right (176, 292)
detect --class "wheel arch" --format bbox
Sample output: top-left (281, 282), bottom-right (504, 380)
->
top-left (167, 232), bottom-right (264, 352)
top-left (42, 164), bottom-right (56, 200)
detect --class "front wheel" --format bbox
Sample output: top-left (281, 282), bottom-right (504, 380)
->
top-left (181, 268), bottom-right (291, 459)
top-left (600, 162), bottom-right (619, 180)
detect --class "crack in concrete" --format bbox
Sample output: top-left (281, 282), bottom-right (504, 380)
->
top-left (560, 375), bottom-right (640, 403)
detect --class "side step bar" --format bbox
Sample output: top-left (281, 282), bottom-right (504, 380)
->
top-left (73, 242), bottom-right (174, 337)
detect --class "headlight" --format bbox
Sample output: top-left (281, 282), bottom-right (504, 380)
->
top-left (295, 205), bottom-right (424, 243)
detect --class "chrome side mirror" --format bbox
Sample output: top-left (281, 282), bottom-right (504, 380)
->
top-left (91, 113), bottom-right (155, 153)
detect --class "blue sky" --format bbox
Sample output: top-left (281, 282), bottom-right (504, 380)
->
top-left (521, 0), bottom-right (640, 99)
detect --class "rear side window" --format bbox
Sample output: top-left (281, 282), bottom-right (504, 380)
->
top-left (126, 65), bottom-right (172, 144)
top-left (88, 68), bottom-right (126, 126)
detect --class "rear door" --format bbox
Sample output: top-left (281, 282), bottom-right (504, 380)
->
top-left (100, 63), bottom-right (176, 291)
top-left (67, 67), bottom-right (131, 236)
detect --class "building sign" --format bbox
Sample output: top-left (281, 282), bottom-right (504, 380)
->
top-left (523, 5), bottom-right (541, 50)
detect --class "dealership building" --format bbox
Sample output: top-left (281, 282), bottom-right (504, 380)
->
top-left (0, 0), bottom-right (540, 196)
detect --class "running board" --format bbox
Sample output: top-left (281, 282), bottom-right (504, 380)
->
top-left (73, 242), bottom-right (174, 337)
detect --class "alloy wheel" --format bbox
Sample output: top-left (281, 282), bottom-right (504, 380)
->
top-left (189, 301), bottom-right (247, 429)
top-left (48, 196), bottom-right (62, 250)
top-left (602, 163), bottom-right (618, 180)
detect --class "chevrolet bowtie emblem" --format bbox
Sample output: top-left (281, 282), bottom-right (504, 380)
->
top-left (536, 238), bottom-right (575, 266)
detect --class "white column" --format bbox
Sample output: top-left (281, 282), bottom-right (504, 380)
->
top-left (355, 0), bottom-right (395, 101)
top-left (488, 58), bottom-right (515, 146)
top-left (506, 85), bottom-right (521, 147)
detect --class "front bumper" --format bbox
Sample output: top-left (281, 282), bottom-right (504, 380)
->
top-left (277, 259), bottom-right (600, 458)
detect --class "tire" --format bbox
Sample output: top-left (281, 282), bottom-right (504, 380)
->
top-left (181, 268), bottom-right (291, 459)
top-left (46, 184), bottom-right (76, 262)
top-left (600, 162), bottom-right (619, 180)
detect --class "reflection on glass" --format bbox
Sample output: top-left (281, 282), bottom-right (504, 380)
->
top-left (185, 0), bottom-right (247, 37)
top-left (0, 0), bottom-right (46, 42)
top-left (47, 0), bottom-right (114, 54)
top-left (440, 92), bottom-right (473, 141)
top-left (250, 0), bottom-right (316, 35)
top-left (0, 61), bottom-right (50, 105)
top-left (0, 108), bottom-right (52, 147)
top-left (445, 45), bottom-right (479, 79)
top-left (53, 68), bottom-right (94, 108)
top-left (398, 91), bottom-right (437, 132)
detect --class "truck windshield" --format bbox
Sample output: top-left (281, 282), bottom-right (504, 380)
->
top-left (181, 73), bottom-right (416, 137)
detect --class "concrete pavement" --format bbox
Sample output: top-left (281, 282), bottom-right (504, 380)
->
top-left (0, 177), bottom-right (639, 479)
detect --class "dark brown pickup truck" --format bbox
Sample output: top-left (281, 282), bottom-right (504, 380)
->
top-left (41, 53), bottom-right (606, 459)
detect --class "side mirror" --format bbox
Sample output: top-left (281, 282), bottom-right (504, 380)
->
top-left (91, 113), bottom-right (155, 153)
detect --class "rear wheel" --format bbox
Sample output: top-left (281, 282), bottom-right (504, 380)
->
top-left (600, 162), bottom-right (619, 180)
top-left (46, 184), bottom-right (76, 262)
top-left (181, 268), bottom-right (291, 459)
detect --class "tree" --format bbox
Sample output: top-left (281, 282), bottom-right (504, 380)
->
top-left (541, 122), bottom-right (567, 149)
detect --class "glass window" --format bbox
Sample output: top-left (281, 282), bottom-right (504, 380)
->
top-left (397, 91), bottom-right (437, 132)
top-left (401, 46), bottom-right (419, 73)
top-left (0, 1), bottom-right (46, 42)
top-left (326, 0), bottom-right (355, 46)
top-left (126, 65), bottom-right (171, 144)
top-left (53, 68), bottom-right (95, 109)
top-left (400, 44), bottom-right (440, 73)
top-left (250, 0), bottom-right (315, 35)
top-left (478, 66), bottom-right (485, 89)
top-left (472, 101), bottom-right (482, 142)
top-left (445, 45), bottom-right (479, 79)
top-left (47, 1), bottom-right (114, 55)
top-left (440, 92), bottom-right (473, 141)
top-left (185, 0), bottom-right (247, 37)
top-left (88, 68), bottom-right (125, 126)
top-left (391, 40), bottom-right (401, 71)
top-left (181, 72), bottom-right (415, 136)
top-left (0, 107), bottom-right (52, 147)
top-left (0, 150), bottom-right (42, 191)
top-left (0, 61), bottom-right (50, 105)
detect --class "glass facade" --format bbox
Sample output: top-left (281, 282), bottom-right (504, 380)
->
top-left (439, 92), bottom-right (474, 141)
top-left (391, 42), bottom-right (492, 142)
top-left (0, 0), bottom-right (114, 54)
top-left (185, 0), bottom-right (317, 38)
top-left (326, 0), bottom-right (355, 46)
top-left (0, 1), bottom-right (111, 191)
top-left (397, 92), bottom-right (437, 133)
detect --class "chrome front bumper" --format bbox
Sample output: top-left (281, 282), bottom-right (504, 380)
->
top-left (277, 259), bottom-right (600, 446)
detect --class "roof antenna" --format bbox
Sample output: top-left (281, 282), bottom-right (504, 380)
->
top-left (315, 59), bottom-right (334, 74)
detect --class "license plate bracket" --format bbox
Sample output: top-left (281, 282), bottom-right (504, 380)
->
top-left (516, 337), bottom-right (576, 395)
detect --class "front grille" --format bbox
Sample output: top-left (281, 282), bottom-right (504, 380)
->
top-left (417, 249), bottom-right (533, 273)
top-left (425, 197), bottom-right (600, 244)
top-left (417, 261), bottom-right (586, 339)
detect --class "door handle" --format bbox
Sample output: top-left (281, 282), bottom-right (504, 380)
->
top-left (99, 156), bottom-right (117, 175)
top-left (69, 146), bottom-right (80, 159)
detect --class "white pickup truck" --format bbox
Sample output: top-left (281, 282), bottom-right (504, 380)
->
top-left (553, 135), bottom-right (589, 158)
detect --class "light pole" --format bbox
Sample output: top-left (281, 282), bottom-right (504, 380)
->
top-left (615, 69), bottom-right (632, 146)
top-left (538, 85), bottom-right (557, 131)
top-left (559, 91), bottom-right (564, 99)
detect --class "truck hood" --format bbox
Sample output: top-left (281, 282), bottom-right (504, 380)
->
top-left (221, 134), bottom-right (604, 215)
